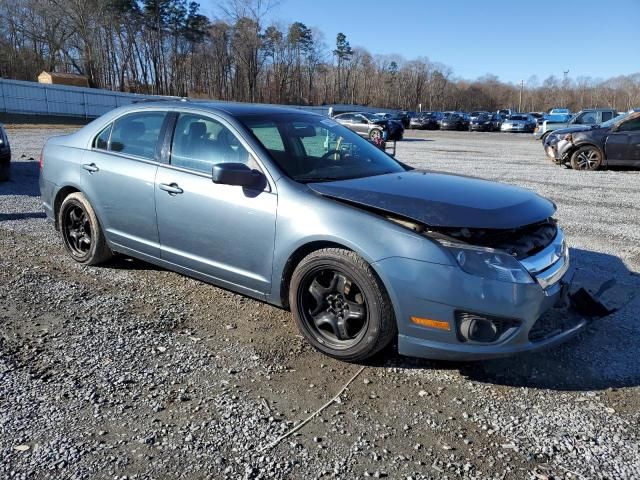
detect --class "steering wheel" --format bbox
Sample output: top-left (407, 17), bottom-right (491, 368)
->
top-left (320, 149), bottom-right (345, 161)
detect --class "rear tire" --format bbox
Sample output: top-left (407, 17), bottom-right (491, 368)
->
top-left (289, 248), bottom-right (396, 362)
top-left (59, 192), bottom-right (113, 265)
top-left (369, 129), bottom-right (383, 141)
top-left (570, 146), bottom-right (603, 171)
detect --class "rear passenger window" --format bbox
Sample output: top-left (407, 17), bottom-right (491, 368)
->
top-left (93, 124), bottom-right (112, 150)
top-left (171, 113), bottom-right (256, 174)
top-left (601, 112), bottom-right (613, 122)
top-left (109, 112), bottom-right (166, 159)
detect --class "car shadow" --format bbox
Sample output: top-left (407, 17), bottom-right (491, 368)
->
top-left (401, 138), bottom-right (434, 142)
top-left (0, 212), bottom-right (46, 221)
top-left (103, 256), bottom-right (165, 272)
top-left (0, 161), bottom-right (41, 196)
top-left (368, 247), bottom-right (640, 391)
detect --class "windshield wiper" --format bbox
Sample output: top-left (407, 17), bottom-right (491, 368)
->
top-left (294, 175), bottom-right (344, 183)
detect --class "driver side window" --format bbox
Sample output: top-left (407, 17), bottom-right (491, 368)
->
top-left (618, 118), bottom-right (640, 132)
top-left (171, 113), bottom-right (258, 174)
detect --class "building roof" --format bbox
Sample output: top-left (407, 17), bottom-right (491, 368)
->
top-left (39, 71), bottom-right (88, 80)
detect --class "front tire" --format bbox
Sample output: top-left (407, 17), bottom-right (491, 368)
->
top-left (570, 146), bottom-right (603, 171)
top-left (59, 192), bottom-right (113, 265)
top-left (289, 248), bottom-right (396, 362)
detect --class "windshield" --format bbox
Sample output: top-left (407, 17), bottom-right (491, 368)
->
top-left (600, 113), bottom-right (628, 128)
top-left (509, 115), bottom-right (528, 121)
top-left (238, 113), bottom-right (405, 183)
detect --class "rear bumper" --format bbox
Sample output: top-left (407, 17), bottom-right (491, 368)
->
top-left (39, 176), bottom-right (57, 223)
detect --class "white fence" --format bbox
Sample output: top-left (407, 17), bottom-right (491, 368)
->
top-left (0, 78), bottom-right (396, 119)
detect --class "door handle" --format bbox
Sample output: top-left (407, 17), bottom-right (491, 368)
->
top-left (159, 183), bottom-right (183, 195)
top-left (82, 163), bottom-right (99, 173)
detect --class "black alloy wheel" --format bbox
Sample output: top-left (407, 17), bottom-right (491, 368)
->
top-left (63, 204), bottom-right (92, 257)
top-left (289, 248), bottom-right (396, 361)
top-left (59, 192), bottom-right (113, 265)
top-left (570, 146), bottom-right (603, 171)
top-left (298, 268), bottom-right (368, 349)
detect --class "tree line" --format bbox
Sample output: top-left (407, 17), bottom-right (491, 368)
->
top-left (1, 0), bottom-right (639, 113)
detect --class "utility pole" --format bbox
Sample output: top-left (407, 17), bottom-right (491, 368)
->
top-left (562, 69), bottom-right (569, 107)
top-left (519, 80), bottom-right (524, 113)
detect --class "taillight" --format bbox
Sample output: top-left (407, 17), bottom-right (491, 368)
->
top-left (39, 148), bottom-right (44, 170)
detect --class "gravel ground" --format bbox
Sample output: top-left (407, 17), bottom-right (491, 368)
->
top-left (1, 125), bottom-right (639, 479)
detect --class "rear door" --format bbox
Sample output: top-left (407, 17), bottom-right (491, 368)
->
top-left (353, 114), bottom-right (370, 136)
top-left (81, 110), bottom-right (168, 258)
top-left (154, 111), bottom-right (277, 295)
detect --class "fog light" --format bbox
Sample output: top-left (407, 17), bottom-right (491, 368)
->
top-left (455, 312), bottom-right (519, 343)
top-left (459, 317), bottom-right (498, 342)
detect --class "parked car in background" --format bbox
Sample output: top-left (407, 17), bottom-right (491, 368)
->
top-left (469, 111), bottom-right (490, 121)
top-left (409, 112), bottom-right (440, 130)
top-left (469, 113), bottom-right (502, 132)
top-left (501, 114), bottom-right (537, 133)
top-left (534, 109), bottom-right (618, 141)
top-left (40, 101), bottom-right (576, 361)
top-left (543, 111), bottom-right (640, 170)
top-left (549, 108), bottom-right (571, 115)
top-left (398, 111), bottom-right (414, 128)
top-left (334, 112), bottom-right (404, 141)
top-left (440, 113), bottom-right (469, 131)
top-left (528, 112), bottom-right (545, 124)
top-left (497, 109), bottom-right (517, 118)
top-left (376, 112), bottom-right (408, 129)
top-left (0, 124), bottom-right (10, 181)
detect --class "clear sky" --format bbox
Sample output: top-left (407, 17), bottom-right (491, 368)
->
top-left (200, 0), bottom-right (640, 85)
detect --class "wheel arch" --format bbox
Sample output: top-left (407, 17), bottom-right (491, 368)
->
top-left (568, 142), bottom-right (606, 165)
top-left (279, 240), bottom-right (355, 309)
top-left (53, 185), bottom-right (82, 230)
top-left (278, 239), bottom-right (396, 311)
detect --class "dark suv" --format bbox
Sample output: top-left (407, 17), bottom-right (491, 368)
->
top-left (543, 111), bottom-right (640, 170)
top-left (333, 112), bottom-right (404, 141)
top-left (0, 124), bottom-right (11, 181)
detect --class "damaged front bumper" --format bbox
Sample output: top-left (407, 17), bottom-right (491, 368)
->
top-left (373, 229), bottom-right (591, 361)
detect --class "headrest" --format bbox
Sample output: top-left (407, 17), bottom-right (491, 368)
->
top-left (188, 121), bottom-right (206, 138)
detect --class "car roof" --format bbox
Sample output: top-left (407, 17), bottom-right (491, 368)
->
top-left (128, 100), bottom-right (320, 117)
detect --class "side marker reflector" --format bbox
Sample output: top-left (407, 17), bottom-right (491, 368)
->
top-left (410, 316), bottom-right (450, 331)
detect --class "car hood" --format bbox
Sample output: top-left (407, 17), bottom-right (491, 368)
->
top-left (309, 171), bottom-right (555, 229)
top-left (549, 124), bottom-right (595, 135)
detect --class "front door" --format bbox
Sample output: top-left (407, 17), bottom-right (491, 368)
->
top-left (606, 116), bottom-right (640, 164)
top-left (154, 112), bottom-right (277, 295)
top-left (81, 110), bottom-right (167, 257)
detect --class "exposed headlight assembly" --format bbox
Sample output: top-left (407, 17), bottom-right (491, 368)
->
top-left (441, 241), bottom-right (534, 284)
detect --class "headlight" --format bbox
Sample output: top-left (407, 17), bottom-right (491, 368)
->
top-left (442, 242), bottom-right (534, 284)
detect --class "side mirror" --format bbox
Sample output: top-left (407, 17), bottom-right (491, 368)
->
top-left (212, 162), bottom-right (262, 188)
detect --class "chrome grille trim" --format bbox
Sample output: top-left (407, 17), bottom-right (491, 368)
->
top-left (519, 228), bottom-right (569, 289)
